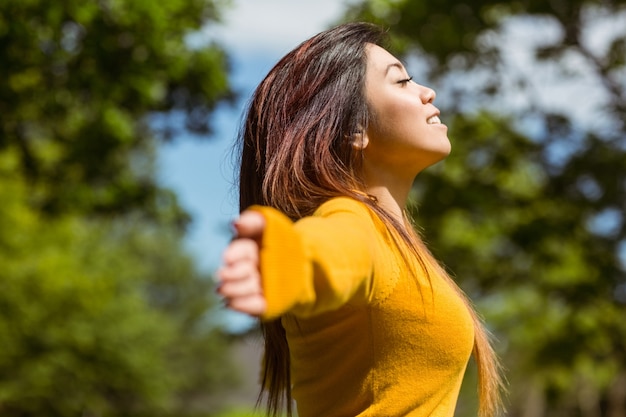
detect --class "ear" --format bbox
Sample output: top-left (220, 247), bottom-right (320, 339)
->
top-left (351, 131), bottom-right (369, 151)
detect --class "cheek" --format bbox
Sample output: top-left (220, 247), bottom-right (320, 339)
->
top-left (374, 111), bottom-right (421, 147)
top-left (368, 99), bottom-right (409, 138)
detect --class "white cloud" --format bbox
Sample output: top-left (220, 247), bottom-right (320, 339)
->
top-left (204, 0), bottom-right (353, 55)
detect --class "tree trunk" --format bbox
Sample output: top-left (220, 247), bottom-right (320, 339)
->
top-left (608, 372), bottom-right (626, 417)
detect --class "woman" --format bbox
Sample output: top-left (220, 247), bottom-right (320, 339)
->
top-left (217, 22), bottom-right (503, 417)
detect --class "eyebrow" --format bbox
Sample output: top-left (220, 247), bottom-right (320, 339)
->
top-left (385, 62), bottom-right (406, 76)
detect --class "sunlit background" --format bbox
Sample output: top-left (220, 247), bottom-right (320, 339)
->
top-left (1, 0), bottom-right (625, 416)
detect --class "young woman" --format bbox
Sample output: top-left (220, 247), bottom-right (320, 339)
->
top-left (217, 22), bottom-right (503, 417)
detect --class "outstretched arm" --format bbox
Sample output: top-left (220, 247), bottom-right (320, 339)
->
top-left (217, 199), bottom-right (378, 320)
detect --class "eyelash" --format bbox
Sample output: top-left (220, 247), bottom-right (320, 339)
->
top-left (398, 76), bottom-right (413, 85)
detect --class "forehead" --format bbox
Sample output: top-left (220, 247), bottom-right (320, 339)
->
top-left (365, 43), bottom-right (405, 76)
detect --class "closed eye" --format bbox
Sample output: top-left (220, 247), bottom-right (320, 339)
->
top-left (397, 76), bottom-right (413, 86)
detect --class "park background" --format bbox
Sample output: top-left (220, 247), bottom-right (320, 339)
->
top-left (1, 0), bottom-right (625, 416)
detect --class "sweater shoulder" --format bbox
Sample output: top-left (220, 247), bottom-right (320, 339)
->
top-left (313, 196), bottom-right (377, 220)
top-left (312, 196), bottom-right (402, 306)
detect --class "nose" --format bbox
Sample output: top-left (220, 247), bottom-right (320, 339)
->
top-left (419, 86), bottom-right (436, 104)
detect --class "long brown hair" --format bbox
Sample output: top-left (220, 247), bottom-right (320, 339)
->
top-left (236, 22), bottom-right (504, 417)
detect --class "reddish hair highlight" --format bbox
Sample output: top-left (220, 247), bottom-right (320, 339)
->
top-left (236, 22), bottom-right (504, 417)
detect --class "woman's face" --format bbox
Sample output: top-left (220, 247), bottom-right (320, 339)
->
top-left (361, 43), bottom-right (450, 176)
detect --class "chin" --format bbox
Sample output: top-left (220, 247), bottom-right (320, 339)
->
top-left (419, 146), bottom-right (451, 170)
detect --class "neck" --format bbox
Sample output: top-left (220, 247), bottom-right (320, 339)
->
top-left (362, 168), bottom-right (415, 226)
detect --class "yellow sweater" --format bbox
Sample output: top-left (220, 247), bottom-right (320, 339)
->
top-left (253, 197), bottom-right (474, 417)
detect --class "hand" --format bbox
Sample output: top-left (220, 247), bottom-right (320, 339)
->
top-left (216, 210), bottom-right (267, 316)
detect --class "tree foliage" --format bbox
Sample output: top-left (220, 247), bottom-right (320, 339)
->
top-left (0, 150), bottom-right (235, 416)
top-left (0, 0), bottom-right (238, 415)
top-left (0, 0), bottom-right (233, 221)
top-left (345, 1), bottom-right (626, 416)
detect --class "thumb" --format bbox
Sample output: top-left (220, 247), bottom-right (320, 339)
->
top-left (233, 210), bottom-right (266, 240)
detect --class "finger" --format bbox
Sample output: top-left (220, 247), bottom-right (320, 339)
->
top-left (217, 261), bottom-right (261, 286)
top-left (233, 210), bottom-right (265, 240)
top-left (221, 238), bottom-right (259, 266)
top-left (225, 293), bottom-right (267, 316)
top-left (217, 272), bottom-right (262, 298)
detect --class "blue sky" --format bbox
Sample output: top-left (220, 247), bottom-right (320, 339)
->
top-left (157, 0), bottom-right (352, 273)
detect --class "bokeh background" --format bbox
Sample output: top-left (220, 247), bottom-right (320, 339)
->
top-left (1, 0), bottom-right (625, 416)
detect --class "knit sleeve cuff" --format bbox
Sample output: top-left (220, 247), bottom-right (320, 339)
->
top-left (249, 206), bottom-right (314, 321)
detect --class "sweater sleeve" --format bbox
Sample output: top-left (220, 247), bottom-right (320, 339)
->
top-left (250, 199), bottom-right (377, 320)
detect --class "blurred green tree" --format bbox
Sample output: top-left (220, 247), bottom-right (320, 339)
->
top-left (0, 0), bottom-right (238, 415)
top-left (0, 0), bottom-right (233, 222)
top-left (344, 1), bottom-right (626, 416)
top-left (0, 150), bottom-right (235, 416)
